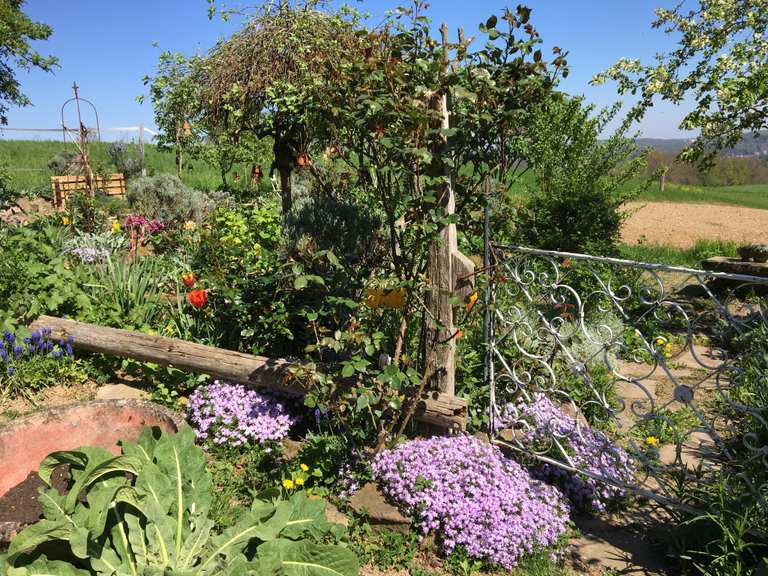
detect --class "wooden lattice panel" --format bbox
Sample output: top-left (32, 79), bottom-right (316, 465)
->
top-left (51, 173), bottom-right (125, 210)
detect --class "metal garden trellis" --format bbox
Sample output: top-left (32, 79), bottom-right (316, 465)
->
top-left (483, 242), bottom-right (768, 515)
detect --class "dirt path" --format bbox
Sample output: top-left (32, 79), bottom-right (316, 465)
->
top-left (621, 201), bottom-right (768, 248)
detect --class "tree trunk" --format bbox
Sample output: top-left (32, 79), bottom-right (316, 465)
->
top-left (279, 165), bottom-right (292, 215)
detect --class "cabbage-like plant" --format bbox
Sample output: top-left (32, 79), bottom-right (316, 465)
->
top-left (0, 426), bottom-right (358, 576)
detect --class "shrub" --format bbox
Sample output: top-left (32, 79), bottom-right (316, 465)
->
top-left (188, 381), bottom-right (296, 446)
top-left (499, 392), bottom-right (635, 512)
top-left (284, 194), bottom-right (383, 265)
top-left (373, 435), bottom-right (569, 569)
top-left (126, 174), bottom-right (212, 224)
top-left (63, 230), bottom-right (128, 261)
top-left (107, 141), bottom-right (143, 178)
top-left (514, 96), bottom-right (647, 255)
top-left (46, 150), bottom-right (79, 175)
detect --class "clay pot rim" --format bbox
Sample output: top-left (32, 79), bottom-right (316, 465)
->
top-left (0, 398), bottom-right (186, 436)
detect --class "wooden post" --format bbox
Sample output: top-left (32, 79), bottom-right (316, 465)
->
top-left (659, 166), bottom-right (667, 192)
top-left (424, 23), bottom-right (456, 396)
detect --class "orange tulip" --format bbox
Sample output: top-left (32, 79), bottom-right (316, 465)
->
top-left (187, 289), bottom-right (207, 309)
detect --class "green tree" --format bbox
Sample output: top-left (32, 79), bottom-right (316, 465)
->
top-left (514, 96), bottom-right (647, 255)
top-left (0, 0), bottom-right (58, 124)
top-left (140, 50), bottom-right (204, 178)
top-left (593, 0), bottom-right (768, 167)
top-left (198, 0), bottom-right (364, 213)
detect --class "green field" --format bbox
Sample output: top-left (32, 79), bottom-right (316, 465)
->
top-left (0, 139), bottom-right (263, 193)
top-left (2, 139), bottom-right (767, 210)
top-left (636, 181), bottom-right (768, 210)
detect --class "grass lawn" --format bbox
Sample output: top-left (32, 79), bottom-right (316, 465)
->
top-left (0, 139), bottom-right (265, 193)
top-left (636, 181), bottom-right (768, 210)
top-left (617, 239), bottom-right (739, 268)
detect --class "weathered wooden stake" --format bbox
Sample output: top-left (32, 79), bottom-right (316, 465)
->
top-left (424, 23), bottom-right (457, 396)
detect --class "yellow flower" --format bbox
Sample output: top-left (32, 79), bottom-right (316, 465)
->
top-left (300, 463), bottom-right (309, 472)
top-left (646, 435), bottom-right (659, 447)
top-left (62, 216), bottom-right (70, 226)
top-left (184, 220), bottom-right (197, 231)
top-left (465, 291), bottom-right (479, 313)
top-left (111, 220), bottom-right (121, 233)
top-left (282, 479), bottom-right (295, 490)
top-left (655, 337), bottom-right (665, 346)
top-left (295, 477), bottom-right (305, 486)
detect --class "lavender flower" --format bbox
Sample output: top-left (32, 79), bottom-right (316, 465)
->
top-left (498, 393), bottom-right (635, 512)
top-left (373, 435), bottom-right (570, 569)
top-left (187, 381), bottom-right (295, 446)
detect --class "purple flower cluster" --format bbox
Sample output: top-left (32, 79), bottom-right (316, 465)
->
top-left (1, 329), bottom-right (73, 376)
top-left (500, 393), bottom-right (635, 512)
top-left (69, 247), bottom-right (109, 263)
top-left (124, 214), bottom-right (166, 234)
top-left (373, 435), bottom-right (570, 569)
top-left (187, 381), bottom-right (295, 446)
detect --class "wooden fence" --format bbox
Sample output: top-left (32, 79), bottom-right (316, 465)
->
top-left (30, 315), bottom-right (468, 430)
top-left (51, 173), bottom-right (125, 210)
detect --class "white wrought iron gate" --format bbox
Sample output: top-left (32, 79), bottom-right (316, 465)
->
top-left (486, 244), bottom-right (768, 513)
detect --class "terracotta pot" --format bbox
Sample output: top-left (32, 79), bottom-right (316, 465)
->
top-left (0, 399), bottom-right (184, 498)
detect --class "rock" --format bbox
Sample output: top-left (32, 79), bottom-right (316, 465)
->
top-left (95, 384), bottom-right (149, 401)
top-left (349, 482), bottom-right (410, 528)
top-left (325, 502), bottom-right (349, 527)
top-left (282, 438), bottom-right (302, 459)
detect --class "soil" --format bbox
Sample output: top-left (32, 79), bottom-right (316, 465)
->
top-left (0, 466), bottom-right (69, 550)
top-left (621, 201), bottom-right (768, 248)
top-left (0, 380), bottom-right (97, 426)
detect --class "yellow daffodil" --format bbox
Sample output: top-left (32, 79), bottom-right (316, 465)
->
top-left (184, 220), bottom-right (197, 231)
top-left (295, 477), bottom-right (305, 486)
top-left (282, 479), bottom-right (295, 490)
top-left (111, 220), bottom-right (121, 233)
top-left (300, 463), bottom-right (309, 472)
top-left (646, 435), bottom-right (659, 447)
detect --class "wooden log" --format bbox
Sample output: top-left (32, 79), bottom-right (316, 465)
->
top-left (30, 315), bottom-right (467, 429)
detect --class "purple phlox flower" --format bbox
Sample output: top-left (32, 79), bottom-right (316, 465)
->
top-left (187, 381), bottom-right (296, 446)
top-left (497, 393), bottom-right (635, 512)
top-left (373, 435), bottom-right (570, 569)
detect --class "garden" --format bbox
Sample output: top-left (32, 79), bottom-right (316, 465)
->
top-left (0, 1), bottom-right (767, 575)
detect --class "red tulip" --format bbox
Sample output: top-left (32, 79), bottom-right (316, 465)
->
top-left (187, 289), bottom-right (207, 309)
top-left (181, 272), bottom-right (196, 288)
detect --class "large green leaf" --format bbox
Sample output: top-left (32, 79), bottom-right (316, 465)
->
top-left (5, 556), bottom-right (91, 576)
top-left (279, 493), bottom-right (332, 540)
top-left (256, 539), bottom-right (359, 576)
top-left (6, 520), bottom-right (73, 562)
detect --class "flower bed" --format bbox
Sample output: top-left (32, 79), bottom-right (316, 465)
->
top-left (373, 435), bottom-right (569, 569)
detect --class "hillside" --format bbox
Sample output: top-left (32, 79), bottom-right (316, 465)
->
top-left (636, 131), bottom-right (768, 157)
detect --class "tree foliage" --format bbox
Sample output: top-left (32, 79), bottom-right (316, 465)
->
top-left (514, 96), bottom-right (647, 255)
top-left (0, 0), bottom-right (58, 124)
top-left (593, 0), bottom-right (768, 166)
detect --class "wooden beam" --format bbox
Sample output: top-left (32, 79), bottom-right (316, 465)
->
top-left (30, 316), bottom-right (467, 429)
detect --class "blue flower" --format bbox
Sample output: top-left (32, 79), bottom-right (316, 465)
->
top-left (13, 345), bottom-right (23, 359)
top-left (6, 366), bottom-right (14, 376)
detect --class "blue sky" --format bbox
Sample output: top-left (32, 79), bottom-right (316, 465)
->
top-left (3, 0), bottom-right (694, 140)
